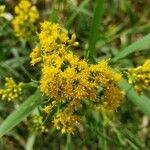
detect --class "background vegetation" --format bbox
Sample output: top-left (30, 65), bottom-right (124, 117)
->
top-left (0, 0), bottom-right (150, 149)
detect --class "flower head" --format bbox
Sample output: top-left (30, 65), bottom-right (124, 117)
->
top-left (29, 115), bottom-right (48, 134)
top-left (0, 77), bottom-right (23, 101)
top-left (127, 59), bottom-right (150, 93)
top-left (12, 0), bottom-right (39, 38)
top-left (53, 111), bottom-right (80, 134)
top-left (30, 21), bottom-right (123, 134)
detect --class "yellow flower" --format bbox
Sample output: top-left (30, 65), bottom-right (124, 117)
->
top-left (43, 101), bottom-right (57, 114)
top-left (0, 77), bottom-right (23, 101)
top-left (12, 0), bottom-right (39, 38)
top-left (127, 59), bottom-right (150, 93)
top-left (103, 85), bottom-right (124, 110)
top-left (89, 60), bottom-right (121, 86)
top-left (88, 60), bottom-right (123, 110)
top-left (30, 21), bottom-right (78, 67)
top-left (30, 21), bottom-right (124, 134)
top-left (29, 6), bottom-right (39, 23)
top-left (53, 111), bottom-right (80, 134)
top-left (29, 115), bottom-right (48, 134)
top-left (30, 46), bottom-right (42, 66)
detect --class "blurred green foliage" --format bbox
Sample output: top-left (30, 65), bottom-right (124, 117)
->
top-left (0, 0), bottom-right (150, 149)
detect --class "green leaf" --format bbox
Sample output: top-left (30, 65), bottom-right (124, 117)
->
top-left (119, 79), bottom-right (150, 119)
top-left (86, 0), bottom-right (104, 63)
top-left (0, 90), bottom-right (43, 138)
top-left (112, 33), bottom-right (150, 63)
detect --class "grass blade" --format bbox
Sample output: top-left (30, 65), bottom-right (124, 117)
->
top-left (119, 79), bottom-right (150, 119)
top-left (112, 33), bottom-right (150, 63)
top-left (86, 0), bottom-right (104, 63)
top-left (26, 134), bottom-right (36, 150)
top-left (0, 90), bottom-right (43, 138)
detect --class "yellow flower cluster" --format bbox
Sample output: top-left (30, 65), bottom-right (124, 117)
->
top-left (12, 0), bottom-right (39, 38)
top-left (128, 59), bottom-right (150, 93)
top-left (29, 115), bottom-right (48, 134)
top-left (53, 110), bottom-right (80, 134)
top-left (30, 21), bottom-right (78, 66)
top-left (0, 77), bottom-right (23, 101)
top-left (30, 21), bottom-right (123, 134)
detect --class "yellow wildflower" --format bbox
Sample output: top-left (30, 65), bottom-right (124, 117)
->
top-left (38, 21), bottom-right (68, 53)
top-left (89, 60), bottom-right (123, 110)
top-left (43, 101), bottom-right (58, 114)
top-left (30, 21), bottom-right (78, 67)
top-left (89, 60), bottom-right (122, 86)
top-left (30, 46), bottom-right (42, 66)
top-left (127, 59), bottom-right (150, 93)
top-left (53, 111), bottom-right (80, 134)
top-left (12, 0), bottom-right (39, 38)
top-left (29, 115), bottom-right (48, 134)
top-left (0, 77), bottom-right (23, 101)
top-left (30, 21), bottom-right (124, 134)
top-left (103, 84), bottom-right (124, 110)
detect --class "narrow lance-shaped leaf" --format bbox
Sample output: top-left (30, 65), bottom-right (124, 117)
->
top-left (112, 33), bottom-right (150, 63)
top-left (119, 79), bottom-right (150, 119)
top-left (86, 0), bottom-right (104, 63)
top-left (0, 90), bottom-right (43, 138)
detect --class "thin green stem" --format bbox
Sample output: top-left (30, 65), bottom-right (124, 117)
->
top-left (26, 134), bottom-right (36, 150)
top-left (43, 108), bottom-right (56, 126)
top-left (22, 82), bottom-right (38, 89)
top-left (65, 134), bottom-right (72, 150)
